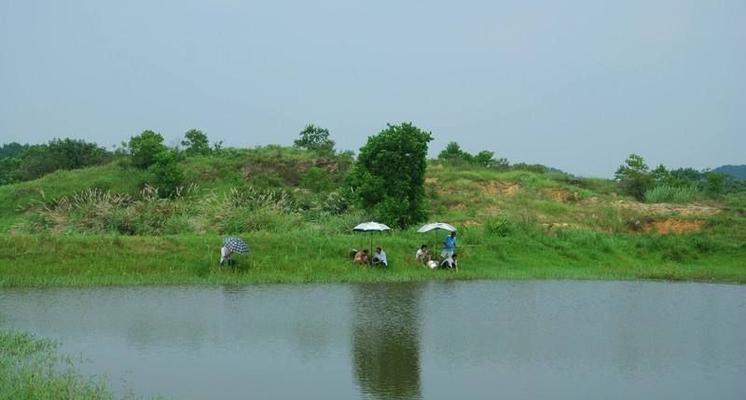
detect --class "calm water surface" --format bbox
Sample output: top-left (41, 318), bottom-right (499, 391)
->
top-left (1, 281), bottom-right (745, 399)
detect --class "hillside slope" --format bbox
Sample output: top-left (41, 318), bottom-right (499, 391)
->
top-left (1, 147), bottom-right (745, 287)
top-left (714, 164), bottom-right (746, 180)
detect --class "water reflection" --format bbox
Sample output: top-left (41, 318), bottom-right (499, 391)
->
top-left (352, 283), bottom-right (423, 400)
top-left (0, 281), bottom-right (744, 399)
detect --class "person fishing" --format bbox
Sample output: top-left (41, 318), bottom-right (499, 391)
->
top-left (442, 231), bottom-right (457, 258)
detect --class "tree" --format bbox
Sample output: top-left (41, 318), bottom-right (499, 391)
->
top-left (0, 157), bottom-right (20, 185)
top-left (149, 150), bottom-right (184, 197)
top-left (615, 154), bottom-right (653, 200)
top-left (348, 122), bottom-right (432, 228)
top-left (181, 129), bottom-right (211, 156)
top-left (294, 124), bottom-right (335, 154)
top-left (46, 138), bottom-right (109, 169)
top-left (128, 130), bottom-right (167, 169)
top-left (704, 172), bottom-right (726, 197)
top-left (437, 142), bottom-right (472, 163)
top-left (0, 142), bottom-right (28, 159)
top-left (474, 150), bottom-right (497, 168)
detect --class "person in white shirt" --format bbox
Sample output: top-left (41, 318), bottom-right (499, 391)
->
top-left (220, 246), bottom-right (232, 265)
top-left (372, 247), bottom-right (388, 268)
top-left (415, 244), bottom-right (430, 263)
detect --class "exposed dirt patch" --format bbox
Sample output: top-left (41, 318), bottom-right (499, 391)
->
top-left (615, 200), bottom-right (720, 216)
top-left (541, 222), bottom-right (583, 230)
top-left (544, 188), bottom-right (580, 203)
top-left (481, 181), bottom-right (519, 197)
top-left (644, 219), bottom-right (705, 234)
top-left (425, 177), bottom-right (439, 185)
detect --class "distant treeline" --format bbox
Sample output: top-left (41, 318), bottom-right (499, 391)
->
top-left (0, 139), bottom-right (112, 184)
top-left (614, 154), bottom-right (745, 202)
top-left (1, 127), bottom-right (744, 204)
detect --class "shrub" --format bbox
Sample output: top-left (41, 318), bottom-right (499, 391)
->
top-left (615, 154), bottom-right (653, 200)
top-left (484, 216), bottom-right (515, 237)
top-left (148, 150), bottom-right (184, 198)
top-left (127, 130), bottom-right (167, 169)
top-left (300, 167), bottom-right (334, 193)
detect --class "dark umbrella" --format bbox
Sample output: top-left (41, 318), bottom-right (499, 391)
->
top-left (223, 236), bottom-right (250, 254)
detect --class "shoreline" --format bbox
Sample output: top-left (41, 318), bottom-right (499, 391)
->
top-left (2, 233), bottom-right (744, 288)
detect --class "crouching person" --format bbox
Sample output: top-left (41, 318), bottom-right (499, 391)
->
top-left (440, 253), bottom-right (458, 270)
top-left (372, 247), bottom-right (388, 268)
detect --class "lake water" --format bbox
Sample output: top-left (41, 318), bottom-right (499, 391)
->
top-left (1, 281), bottom-right (745, 399)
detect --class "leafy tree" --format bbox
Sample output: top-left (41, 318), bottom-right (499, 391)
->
top-left (0, 142), bottom-right (28, 159)
top-left (148, 150), bottom-right (184, 197)
top-left (46, 138), bottom-right (110, 169)
top-left (651, 164), bottom-right (670, 185)
top-left (128, 130), bottom-right (167, 169)
top-left (668, 168), bottom-right (702, 188)
top-left (615, 154), bottom-right (653, 200)
top-left (181, 129), bottom-right (211, 156)
top-left (294, 124), bottom-right (335, 154)
top-left (348, 122), bottom-right (432, 228)
top-left (704, 172), bottom-right (727, 197)
top-left (0, 157), bottom-right (20, 184)
top-left (437, 142), bottom-right (472, 163)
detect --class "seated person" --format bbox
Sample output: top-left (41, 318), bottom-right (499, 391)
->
top-left (440, 253), bottom-right (458, 270)
top-left (427, 259), bottom-right (439, 269)
top-left (354, 249), bottom-right (370, 265)
top-left (372, 247), bottom-right (388, 268)
top-left (415, 244), bottom-right (430, 263)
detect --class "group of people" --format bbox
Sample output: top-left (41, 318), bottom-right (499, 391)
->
top-left (352, 247), bottom-right (388, 267)
top-left (351, 231), bottom-right (458, 270)
top-left (415, 231), bottom-right (458, 270)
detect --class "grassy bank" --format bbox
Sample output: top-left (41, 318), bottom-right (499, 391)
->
top-left (1, 148), bottom-right (744, 287)
top-left (0, 331), bottom-right (137, 400)
top-left (2, 229), bottom-right (744, 287)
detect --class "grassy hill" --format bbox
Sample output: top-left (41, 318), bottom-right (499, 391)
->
top-left (1, 146), bottom-right (745, 286)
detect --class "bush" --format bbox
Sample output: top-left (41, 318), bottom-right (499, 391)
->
top-left (128, 130), bottom-right (167, 169)
top-left (615, 154), bottom-right (653, 200)
top-left (148, 150), bottom-right (184, 198)
top-left (300, 167), bottom-right (334, 193)
top-left (484, 217), bottom-right (515, 237)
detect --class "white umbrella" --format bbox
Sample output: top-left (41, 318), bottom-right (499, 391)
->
top-left (416, 222), bottom-right (456, 233)
top-left (353, 221), bottom-right (392, 232)
top-left (417, 222), bottom-right (457, 253)
top-left (353, 222), bottom-right (391, 263)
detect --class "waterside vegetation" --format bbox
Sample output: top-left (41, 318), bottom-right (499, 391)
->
top-left (1, 125), bottom-right (745, 287)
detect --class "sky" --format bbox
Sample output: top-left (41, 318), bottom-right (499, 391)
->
top-left (1, 0), bottom-right (744, 177)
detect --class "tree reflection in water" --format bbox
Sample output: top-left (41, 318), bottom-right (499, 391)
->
top-left (352, 283), bottom-right (423, 400)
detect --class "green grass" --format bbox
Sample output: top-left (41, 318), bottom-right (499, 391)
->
top-left (644, 185), bottom-right (697, 203)
top-left (1, 148), bottom-right (744, 287)
top-left (1, 229), bottom-right (744, 287)
top-left (0, 331), bottom-right (154, 399)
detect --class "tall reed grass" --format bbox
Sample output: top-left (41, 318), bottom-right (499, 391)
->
top-left (644, 185), bottom-right (697, 203)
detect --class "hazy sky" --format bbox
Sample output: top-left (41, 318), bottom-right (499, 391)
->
top-left (1, 0), bottom-right (744, 176)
